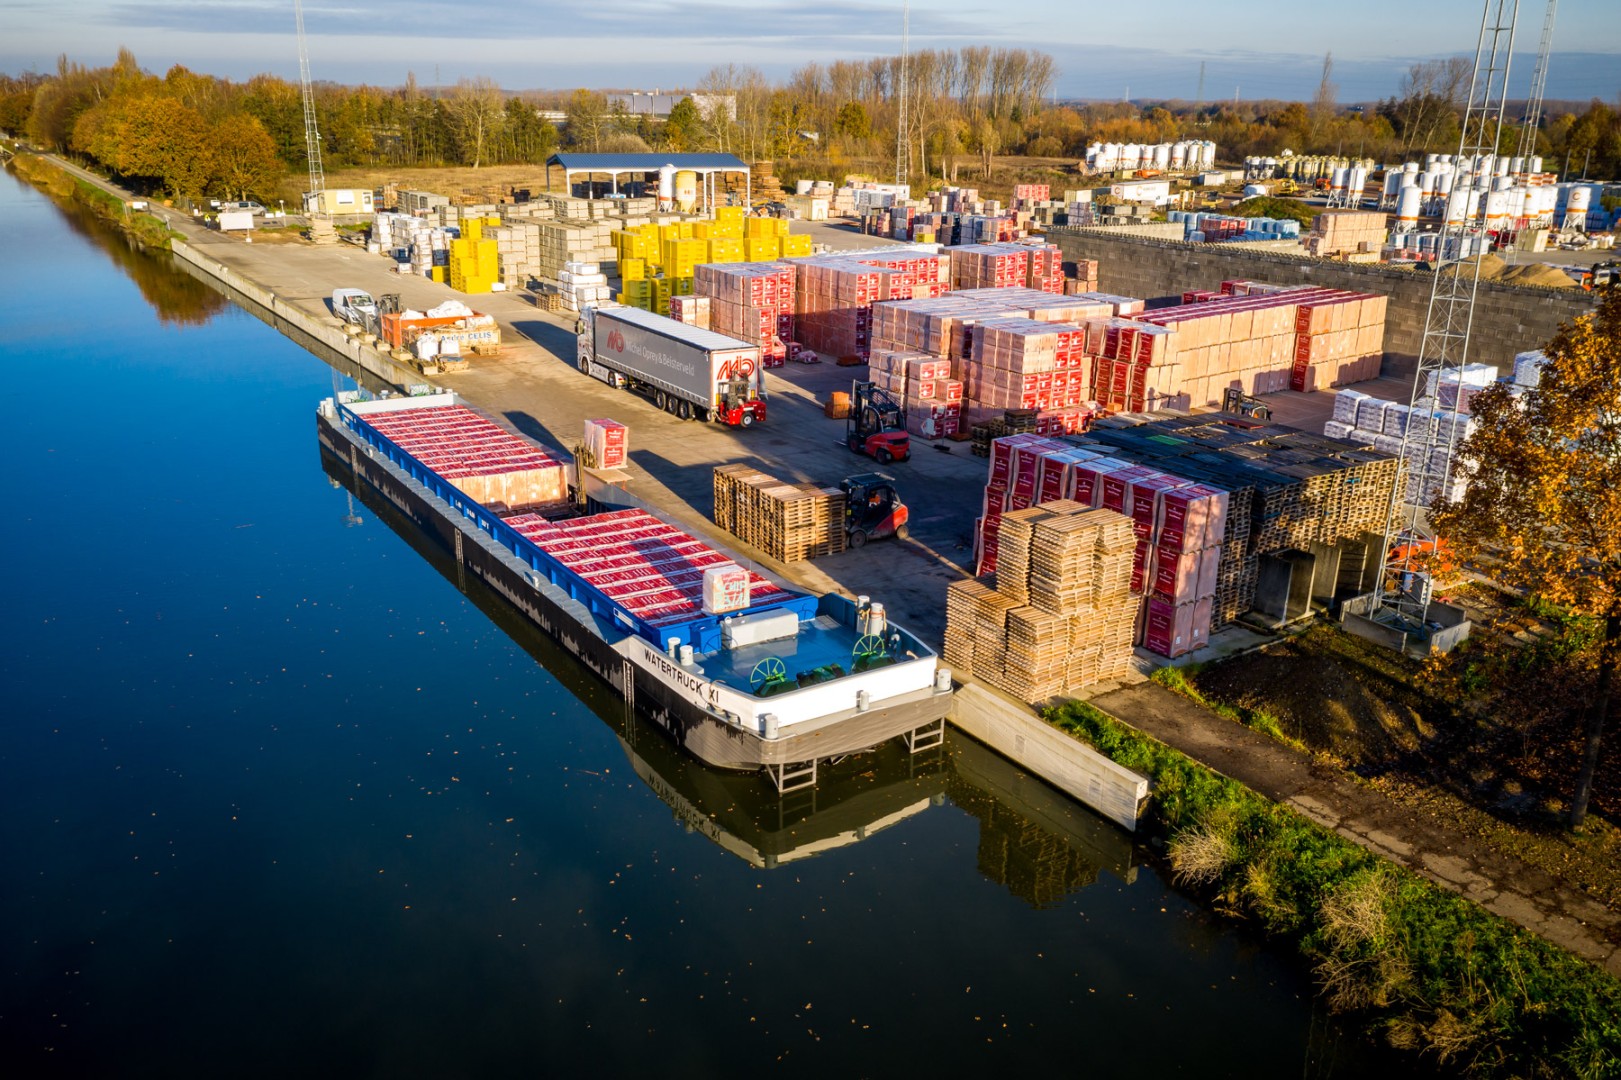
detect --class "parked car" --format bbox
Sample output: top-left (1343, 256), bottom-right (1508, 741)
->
top-left (219, 200), bottom-right (266, 216)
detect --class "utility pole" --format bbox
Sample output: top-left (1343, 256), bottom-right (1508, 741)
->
top-left (1373, 0), bottom-right (1520, 648)
top-left (1195, 62), bottom-right (1206, 111)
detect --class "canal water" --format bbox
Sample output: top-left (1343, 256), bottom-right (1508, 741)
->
top-left (0, 171), bottom-right (1426, 1078)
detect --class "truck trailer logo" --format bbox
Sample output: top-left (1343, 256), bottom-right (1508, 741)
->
top-left (717, 356), bottom-right (758, 381)
top-left (606, 329), bottom-right (626, 353)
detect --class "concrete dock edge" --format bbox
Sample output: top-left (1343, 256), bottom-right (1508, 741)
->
top-left (949, 681), bottom-right (1149, 831)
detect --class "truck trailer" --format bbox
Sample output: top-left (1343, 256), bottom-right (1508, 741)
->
top-left (576, 304), bottom-right (767, 427)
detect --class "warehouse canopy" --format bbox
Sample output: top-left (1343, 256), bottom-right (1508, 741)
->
top-left (545, 153), bottom-right (751, 209)
top-left (545, 153), bottom-right (749, 173)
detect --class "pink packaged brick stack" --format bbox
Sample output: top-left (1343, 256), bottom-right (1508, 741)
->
top-left (973, 434), bottom-right (1230, 659)
top-left (791, 252), bottom-right (949, 361)
top-left (582, 417), bottom-right (627, 469)
top-left (949, 244), bottom-right (1032, 290)
top-left (695, 263), bottom-right (795, 366)
top-left (360, 404), bottom-right (570, 512)
top-left (1087, 284), bottom-right (1386, 411)
top-left (668, 295), bottom-right (711, 330)
top-left (966, 318), bottom-right (1091, 420)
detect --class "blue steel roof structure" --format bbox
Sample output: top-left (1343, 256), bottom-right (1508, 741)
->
top-left (545, 153), bottom-right (750, 173)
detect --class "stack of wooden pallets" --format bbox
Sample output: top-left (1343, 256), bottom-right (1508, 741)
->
top-left (712, 464), bottom-right (846, 563)
top-left (945, 503), bottom-right (1139, 702)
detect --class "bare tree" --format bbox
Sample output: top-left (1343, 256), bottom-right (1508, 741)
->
top-left (448, 77), bottom-right (504, 168)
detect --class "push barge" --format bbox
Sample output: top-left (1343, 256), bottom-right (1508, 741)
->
top-left (316, 392), bottom-right (952, 791)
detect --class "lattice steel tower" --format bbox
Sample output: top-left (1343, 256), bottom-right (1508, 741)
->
top-left (896, 1), bottom-right (910, 185)
top-left (295, 0), bottom-right (336, 243)
top-left (1373, 0), bottom-right (1520, 645)
top-left (1517, 0), bottom-right (1557, 162)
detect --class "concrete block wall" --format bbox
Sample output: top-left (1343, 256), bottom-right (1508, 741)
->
top-left (1048, 227), bottom-right (1598, 378)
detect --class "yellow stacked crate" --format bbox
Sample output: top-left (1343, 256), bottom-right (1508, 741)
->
top-left (448, 237), bottom-right (498, 293)
top-left (745, 237), bottom-right (780, 262)
top-left (618, 279), bottom-right (653, 309)
top-left (715, 206), bottom-right (745, 225)
top-left (662, 238), bottom-right (707, 278)
top-left (671, 275), bottom-right (694, 295)
top-left (652, 277), bottom-right (673, 313)
top-left (782, 233), bottom-right (813, 258)
top-left (462, 218), bottom-right (483, 242)
top-left (708, 237), bottom-right (743, 263)
top-left (621, 258), bottom-right (646, 281)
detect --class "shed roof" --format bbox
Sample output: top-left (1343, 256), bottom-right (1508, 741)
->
top-left (545, 153), bottom-right (750, 173)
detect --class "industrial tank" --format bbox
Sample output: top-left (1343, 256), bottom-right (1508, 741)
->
top-left (1397, 186), bottom-right (1423, 226)
top-left (674, 170), bottom-right (699, 213)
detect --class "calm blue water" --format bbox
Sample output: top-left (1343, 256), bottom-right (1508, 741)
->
top-left (0, 171), bottom-right (1422, 1078)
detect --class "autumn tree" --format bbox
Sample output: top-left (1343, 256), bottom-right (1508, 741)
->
top-left (448, 77), bottom-right (504, 168)
top-left (208, 113), bottom-right (283, 198)
top-left (1433, 290), bottom-right (1621, 828)
top-left (564, 89), bottom-right (610, 152)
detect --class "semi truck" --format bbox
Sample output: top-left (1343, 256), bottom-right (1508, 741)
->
top-left (576, 304), bottom-right (768, 426)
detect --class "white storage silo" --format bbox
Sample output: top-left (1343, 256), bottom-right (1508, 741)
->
top-left (1530, 155), bottom-right (1544, 174)
top-left (1444, 188), bottom-right (1476, 227)
top-left (1153, 144), bottom-right (1171, 170)
top-left (1510, 156), bottom-right (1525, 177)
top-left (1171, 142), bottom-right (1188, 169)
top-left (1397, 186), bottom-right (1424, 226)
top-left (1484, 190), bottom-right (1511, 232)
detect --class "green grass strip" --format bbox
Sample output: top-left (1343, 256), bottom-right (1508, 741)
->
top-left (1049, 700), bottom-right (1621, 1078)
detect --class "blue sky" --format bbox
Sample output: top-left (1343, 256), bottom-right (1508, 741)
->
top-left (4, 0), bottom-right (1618, 102)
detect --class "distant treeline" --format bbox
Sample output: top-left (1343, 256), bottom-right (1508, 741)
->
top-left (1, 49), bottom-right (1615, 201)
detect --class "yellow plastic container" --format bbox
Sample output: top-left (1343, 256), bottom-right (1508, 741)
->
top-left (622, 258), bottom-right (645, 281)
top-left (782, 234), bottom-right (813, 258)
top-left (745, 237), bottom-right (780, 262)
top-left (714, 206), bottom-right (744, 223)
top-left (672, 275), bottom-right (694, 295)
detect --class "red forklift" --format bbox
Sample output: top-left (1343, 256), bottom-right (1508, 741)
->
top-left (841, 472), bottom-right (909, 547)
top-left (846, 381), bottom-right (910, 464)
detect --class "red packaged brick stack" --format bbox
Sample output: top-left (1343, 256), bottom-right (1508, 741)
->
top-left (1025, 244), bottom-right (1065, 293)
top-left (1091, 285), bottom-right (1387, 410)
top-left (1082, 319), bottom-right (1187, 414)
top-left (695, 263), bottom-right (795, 366)
top-left (1066, 259), bottom-right (1102, 293)
top-left (1290, 291), bottom-right (1387, 391)
top-left (667, 295), bottom-right (711, 330)
top-left (359, 404), bottom-right (569, 511)
top-left (966, 317), bottom-right (1090, 419)
top-left (583, 418), bottom-right (627, 469)
top-left (870, 296), bottom-right (1016, 362)
top-left (973, 434), bottom-right (1231, 659)
top-left (953, 287), bottom-right (1114, 325)
top-left (1012, 183), bottom-right (1051, 205)
top-left (1129, 475), bottom-right (1228, 658)
top-left (948, 244), bottom-right (1030, 289)
top-left (791, 253), bottom-right (948, 361)
top-left (503, 508), bottom-right (786, 630)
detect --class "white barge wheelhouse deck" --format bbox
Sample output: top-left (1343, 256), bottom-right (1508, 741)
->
top-left (316, 391), bottom-right (952, 790)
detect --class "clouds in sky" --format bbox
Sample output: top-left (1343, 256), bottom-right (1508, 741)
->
top-left (4, 0), bottom-right (1617, 102)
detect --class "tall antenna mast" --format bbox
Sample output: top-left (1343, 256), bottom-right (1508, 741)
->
top-left (1516, 0), bottom-right (1557, 161)
top-left (295, 0), bottom-right (336, 243)
top-left (1373, 0), bottom-right (1520, 646)
top-left (896, 1), bottom-right (910, 185)
top-left (1195, 61), bottom-right (1206, 111)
